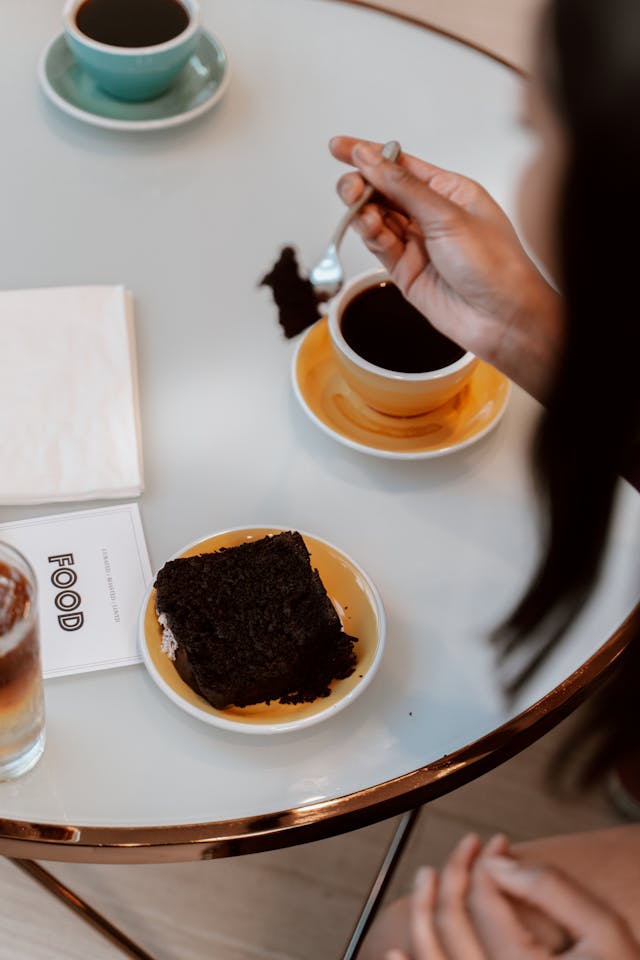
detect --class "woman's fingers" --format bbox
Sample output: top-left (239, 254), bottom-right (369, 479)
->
top-left (465, 852), bottom-right (544, 959)
top-left (330, 135), bottom-right (447, 185)
top-left (348, 142), bottom-right (462, 242)
top-left (482, 834), bottom-right (510, 857)
top-left (337, 173), bottom-right (417, 229)
top-left (484, 857), bottom-right (610, 936)
top-left (483, 857), bottom-right (640, 953)
top-left (332, 135), bottom-right (484, 218)
top-left (383, 840), bottom-right (640, 960)
top-left (349, 203), bottom-right (430, 287)
top-left (359, 210), bottom-right (435, 295)
top-left (434, 834), bottom-right (487, 960)
top-left (351, 203), bottom-right (406, 265)
top-left (337, 171), bottom-right (366, 205)
top-left (332, 136), bottom-right (500, 302)
top-left (410, 867), bottom-right (447, 960)
top-left (337, 151), bottom-right (437, 285)
top-left (332, 136), bottom-right (513, 240)
top-left (483, 843), bottom-right (569, 954)
top-left (403, 836), bottom-right (530, 960)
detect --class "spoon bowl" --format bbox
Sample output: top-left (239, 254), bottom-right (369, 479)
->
top-left (309, 140), bottom-right (401, 300)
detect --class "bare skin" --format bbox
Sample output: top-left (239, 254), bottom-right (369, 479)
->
top-left (360, 830), bottom-right (640, 960)
top-left (328, 97), bottom-right (566, 404)
top-left (329, 0), bottom-right (574, 382)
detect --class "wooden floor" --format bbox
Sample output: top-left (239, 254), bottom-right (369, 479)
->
top-left (0, 708), bottom-right (627, 960)
top-left (5, 1), bottom-right (627, 958)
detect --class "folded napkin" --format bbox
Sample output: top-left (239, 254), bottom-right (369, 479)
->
top-left (0, 286), bottom-right (143, 504)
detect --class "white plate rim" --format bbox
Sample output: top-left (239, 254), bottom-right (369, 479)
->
top-left (138, 525), bottom-right (387, 734)
top-left (37, 30), bottom-right (231, 132)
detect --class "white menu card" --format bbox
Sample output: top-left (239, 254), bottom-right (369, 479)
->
top-left (0, 503), bottom-right (151, 677)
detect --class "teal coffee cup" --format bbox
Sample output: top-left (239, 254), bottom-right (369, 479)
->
top-left (63, 0), bottom-right (201, 102)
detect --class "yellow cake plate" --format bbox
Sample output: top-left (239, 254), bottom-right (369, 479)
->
top-left (139, 527), bottom-right (385, 734)
top-left (292, 318), bottom-right (511, 459)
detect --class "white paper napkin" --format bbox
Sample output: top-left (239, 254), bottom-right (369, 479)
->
top-left (0, 285), bottom-right (144, 504)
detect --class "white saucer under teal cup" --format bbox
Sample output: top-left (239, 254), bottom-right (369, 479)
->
top-left (38, 30), bottom-right (230, 131)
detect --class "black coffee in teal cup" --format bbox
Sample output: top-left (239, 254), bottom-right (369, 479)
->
top-left (63, 0), bottom-right (201, 102)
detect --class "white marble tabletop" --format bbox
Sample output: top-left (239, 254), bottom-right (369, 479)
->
top-left (0, 0), bottom-right (637, 862)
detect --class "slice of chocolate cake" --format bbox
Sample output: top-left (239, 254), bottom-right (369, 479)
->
top-left (154, 531), bottom-right (357, 709)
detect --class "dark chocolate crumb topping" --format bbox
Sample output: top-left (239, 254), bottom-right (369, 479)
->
top-left (260, 246), bottom-right (321, 338)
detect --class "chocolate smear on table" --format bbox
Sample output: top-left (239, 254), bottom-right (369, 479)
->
top-left (260, 246), bottom-right (322, 338)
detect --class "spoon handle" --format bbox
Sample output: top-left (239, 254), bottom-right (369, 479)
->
top-left (330, 140), bottom-right (401, 249)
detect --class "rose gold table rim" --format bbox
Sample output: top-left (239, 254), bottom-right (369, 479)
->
top-left (1, 603), bottom-right (636, 863)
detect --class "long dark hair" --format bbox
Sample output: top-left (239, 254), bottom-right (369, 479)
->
top-left (495, 0), bottom-right (640, 779)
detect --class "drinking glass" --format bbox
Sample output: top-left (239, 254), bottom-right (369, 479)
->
top-left (0, 542), bottom-right (45, 779)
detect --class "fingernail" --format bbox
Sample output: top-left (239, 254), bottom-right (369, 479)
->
top-left (360, 208), bottom-right (377, 228)
top-left (414, 865), bottom-right (432, 891)
top-left (338, 179), bottom-right (357, 204)
top-left (484, 855), bottom-right (518, 874)
top-left (461, 832), bottom-right (481, 848)
top-left (451, 833), bottom-right (479, 858)
top-left (484, 833), bottom-right (509, 853)
top-left (353, 142), bottom-right (378, 165)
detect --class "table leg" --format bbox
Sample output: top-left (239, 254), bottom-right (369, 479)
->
top-left (6, 858), bottom-right (158, 960)
top-left (6, 811), bottom-right (422, 960)
top-left (340, 806), bottom-right (422, 960)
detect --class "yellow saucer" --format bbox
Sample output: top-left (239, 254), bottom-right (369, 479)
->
top-left (292, 319), bottom-right (510, 459)
top-left (139, 527), bottom-right (385, 734)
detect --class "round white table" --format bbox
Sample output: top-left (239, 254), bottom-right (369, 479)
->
top-left (0, 0), bottom-right (638, 873)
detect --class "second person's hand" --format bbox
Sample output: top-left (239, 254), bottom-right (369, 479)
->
top-left (385, 834), bottom-right (640, 960)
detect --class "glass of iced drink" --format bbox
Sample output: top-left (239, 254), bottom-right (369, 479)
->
top-left (0, 543), bottom-right (45, 779)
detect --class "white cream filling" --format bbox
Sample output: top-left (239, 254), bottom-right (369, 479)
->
top-left (157, 611), bottom-right (177, 661)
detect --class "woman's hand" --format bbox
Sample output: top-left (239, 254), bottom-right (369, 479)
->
top-left (329, 136), bottom-right (563, 401)
top-left (385, 834), bottom-right (640, 959)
